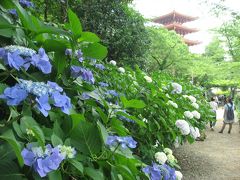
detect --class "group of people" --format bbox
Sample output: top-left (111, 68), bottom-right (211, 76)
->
top-left (209, 96), bottom-right (235, 134)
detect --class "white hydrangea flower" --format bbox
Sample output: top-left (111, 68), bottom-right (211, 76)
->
top-left (58, 145), bottom-right (76, 159)
top-left (155, 152), bottom-right (167, 164)
top-left (171, 82), bottom-right (182, 94)
top-left (166, 93), bottom-right (170, 98)
top-left (190, 126), bottom-right (201, 139)
top-left (167, 154), bottom-right (175, 163)
top-left (118, 67), bottom-right (125, 73)
top-left (144, 75), bottom-right (152, 83)
top-left (175, 120), bottom-right (190, 135)
top-left (153, 140), bottom-right (160, 148)
top-left (187, 95), bottom-right (197, 103)
top-left (143, 118), bottom-right (148, 123)
top-left (168, 100), bottom-right (178, 108)
top-left (109, 60), bottom-right (116, 66)
top-left (164, 148), bottom-right (173, 155)
top-left (192, 110), bottom-right (200, 119)
top-left (192, 102), bottom-right (199, 109)
top-left (175, 171), bottom-right (183, 180)
top-left (183, 95), bottom-right (188, 98)
top-left (184, 111), bottom-right (193, 119)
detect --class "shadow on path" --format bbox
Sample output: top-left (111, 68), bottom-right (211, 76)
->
top-left (175, 109), bottom-right (240, 180)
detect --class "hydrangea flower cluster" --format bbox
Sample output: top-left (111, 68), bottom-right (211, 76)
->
top-left (21, 144), bottom-right (75, 177)
top-left (155, 152), bottom-right (168, 164)
top-left (19, 0), bottom-right (34, 8)
top-left (192, 110), bottom-right (201, 119)
top-left (184, 111), bottom-right (194, 119)
top-left (142, 163), bottom-right (176, 180)
top-left (98, 82), bottom-right (109, 87)
top-left (95, 63), bottom-right (105, 70)
top-left (171, 82), bottom-right (182, 94)
top-left (190, 126), bottom-right (200, 139)
top-left (65, 49), bottom-right (84, 62)
top-left (8, 9), bottom-right (18, 16)
top-left (192, 102), bottom-right (199, 109)
top-left (0, 46), bottom-right (52, 74)
top-left (105, 90), bottom-right (119, 97)
top-left (0, 80), bottom-right (71, 116)
top-left (168, 100), bottom-right (178, 108)
top-left (106, 135), bottom-right (137, 149)
top-left (175, 120), bottom-right (190, 135)
top-left (118, 67), bottom-right (125, 73)
top-left (144, 75), bottom-right (153, 83)
top-left (71, 66), bottom-right (95, 84)
top-left (109, 60), bottom-right (116, 66)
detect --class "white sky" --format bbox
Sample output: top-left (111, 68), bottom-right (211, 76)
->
top-left (132, 0), bottom-right (240, 54)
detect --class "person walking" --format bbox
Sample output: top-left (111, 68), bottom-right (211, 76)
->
top-left (219, 97), bottom-right (235, 134)
top-left (209, 97), bottom-right (218, 130)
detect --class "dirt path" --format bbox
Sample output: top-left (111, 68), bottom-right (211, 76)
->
top-left (175, 109), bottom-right (240, 180)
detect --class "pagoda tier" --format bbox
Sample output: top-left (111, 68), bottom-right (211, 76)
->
top-left (165, 23), bottom-right (198, 35)
top-left (183, 38), bottom-right (201, 46)
top-left (153, 10), bottom-right (198, 25)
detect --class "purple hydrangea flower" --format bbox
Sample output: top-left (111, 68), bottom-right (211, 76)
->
top-left (76, 50), bottom-right (84, 62)
top-left (52, 92), bottom-right (71, 114)
top-left (98, 82), bottom-right (109, 87)
top-left (19, 0), bottom-right (34, 8)
top-left (70, 66), bottom-right (95, 84)
top-left (65, 49), bottom-right (72, 56)
top-left (106, 135), bottom-right (137, 149)
top-left (95, 64), bottom-right (105, 70)
top-left (31, 48), bottom-right (52, 74)
top-left (105, 90), bottom-right (118, 97)
top-left (0, 85), bottom-right (28, 105)
top-left (47, 81), bottom-right (63, 92)
top-left (8, 9), bottom-right (18, 16)
top-left (21, 144), bottom-right (64, 177)
top-left (36, 95), bottom-right (51, 117)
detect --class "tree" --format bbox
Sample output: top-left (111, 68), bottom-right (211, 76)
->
top-left (204, 37), bottom-right (225, 62)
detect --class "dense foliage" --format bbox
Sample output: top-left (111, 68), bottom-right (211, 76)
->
top-left (0, 0), bottom-right (213, 179)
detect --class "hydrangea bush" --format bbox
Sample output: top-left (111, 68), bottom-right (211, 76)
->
top-left (0, 0), bottom-right (213, 179)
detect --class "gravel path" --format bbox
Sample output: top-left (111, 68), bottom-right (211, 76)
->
top-left (175, 109), bottom-right (240, 180)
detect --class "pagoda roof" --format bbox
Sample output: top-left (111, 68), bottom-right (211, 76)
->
top-left (153, 11), bottom-right (198, 25)
top-left (165, 23), bottom-right (199, 35)
top-left (182, 38), bottom-right (201, 46)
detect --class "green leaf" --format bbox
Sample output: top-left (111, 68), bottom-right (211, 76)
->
top-left (69, 159), bottom-right (83, 174)
top-left (110, 118), bottom-right (129, 136)
top-left (0, 159), bottom-right (23, 180)
top-left (79, 32), bottom-right (100, 43)
top-left (31, 126), bottom-right (45, 147)
top-left (0, 63), bottom-right (6, 70)
top-left (0, 130), bottom-right (24, 167)
top-left (0, 83), bottom-right (7, 94)
top-left (68, 9), bottom-right (82, 39)
top-left (70, 113), bottom-right (85, 131)
top-left (70, 121), bottom-right (102, 156)
top-left (12, 121), bottom-right (24, 139)
top-left (51, 134), bottom-right (63, 146)
top-left (48, 170), bottom-right (62, 180)
top-left (96, 107), bottom-right (108, 124)
top-left (120, 96), bottom-right (146, 109)
top-left (115, 111), bottom-right (146, 128)
top-left (82, 42), bottom-right (107, 60)
top-left (84, 167), bottom-right (104, 180)
top-left (97, 121), bottom-right (108, 144)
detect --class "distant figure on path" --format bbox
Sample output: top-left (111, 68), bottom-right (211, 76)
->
top-left (209, 97), bottom-right (218, 130)
top-left (219, 97), bottom-right (235, 134)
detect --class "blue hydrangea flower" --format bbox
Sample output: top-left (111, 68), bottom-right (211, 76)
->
top-left (19, 80), bottom-right (50, 97)
top-left (19, 0), bottom-right (34, 8)
top-left (21, 144), bottom-right (64, 177)
top-left (106, 135), bottom-right (137, 149)
top-left (8, 9), bottom-right (18, 16)
top-left (81, 92), bottom-right (90, 100)
top-left (65, 49), bottom-right (72, 56)
top-left (95, 64), bottom-right (105, 70)
top-left (105, 90), bottom-right (118, 97)
top-left (71, 66), bottom-right (95, 84)
top-left (5, 50), bottom-right (26, 70)
top-left (76, 49), bottom-right (84, 62)
top-left (52, 92), bottom-right (71, 114)
top-left (31, 48), bottom-right (52, 74)
top-left (98, 82), bottom-right (109, 87)
top-left (47, 81), bottom-right (63, 92)
top-left (36, 95), bottom-right (51, 117)
top-left (117, 110), bottom-right (135, 123)
top-left (0, 85), bottom-right (28, 105)
top-left (3, 45), bottom-right (36, 57)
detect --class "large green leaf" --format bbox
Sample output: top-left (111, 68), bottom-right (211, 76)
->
top-left (79, 32), bottom-right (100, 43)
top-left (31, 126), bottom-right (45, 148)
top-left (82, 43), bottom-right (107, 60)
top-left (69, 159), bottom-right (84, 174)
top-left (120, 96), bottom-right (146, 109)
top-left (70, 121), bottom-right (102, 156)
top-left (0, 159), bottom-right (23, 180)
top-left (51, 133), bottom-right (63, 147)
top-left (68, 9), bottom-right (82, 39)
top-left (97, 121), bottom-right (108, 144)
top-left (48, 170), bottom-right (62, 180)
top-left (0, 130), bottom-right (24, 167)
top-left (84, 167), bottom-right (104, 180)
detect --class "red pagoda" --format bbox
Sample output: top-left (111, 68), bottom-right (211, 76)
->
top-left (152, 11), bottom-right (200, 46)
